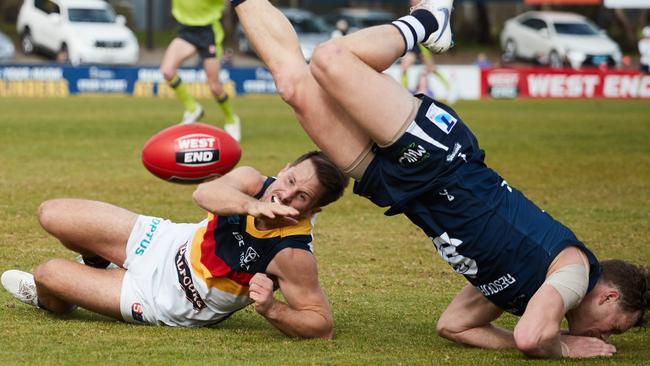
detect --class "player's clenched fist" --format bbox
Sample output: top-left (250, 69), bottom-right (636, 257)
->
top-left (249, 273), bottom-right (275, 315)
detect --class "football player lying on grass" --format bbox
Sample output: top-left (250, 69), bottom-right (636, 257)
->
top-left (2, 151), bottom-right (346, 339)
top-left (231, 0), bottom-right (650, 358)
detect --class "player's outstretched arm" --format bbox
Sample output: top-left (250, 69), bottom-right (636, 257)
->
top-left (514, 284), bottom-right (615, 358)
top-left (513, 284), bottom-right (567, 358)
top-left (252, 248), bottom-right (333, 339)
top-left (193, 166), bottom-right (299, 222)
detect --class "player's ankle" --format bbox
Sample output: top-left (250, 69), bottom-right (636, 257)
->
top-left (391, 10), bottom-right (438, 56)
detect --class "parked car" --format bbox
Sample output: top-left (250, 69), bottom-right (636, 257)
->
top-left (239, 8), bottom-right (330, 61)
top-left (323, 8), bottom-right (396, 33)
top-left (17, 0), bottom-right (139, 65)
top-left (0, 31), bottom-right (16, 62)
top-left (500, 11), bottom-right (622, 69)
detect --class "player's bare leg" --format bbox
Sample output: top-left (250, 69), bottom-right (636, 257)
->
top-left (310, 27), bottom-right (415, 146)
top-left (161, 38), bottom-right (197, 78)
top-left (33, 259), bottom-right (124, 318)
top-left (37, 198), bottom-right (137, 266)
top-left (234, 0), bottom-right (370, 174)
top-left (203, 57), bottom-right (226, 98)
top-left (310, 0), bottom-right (453, 146)
top-left (161, 38), bottom-right (203, 123)
top-left (436, 284), bottom-right (514, 349)
top-left (203, 57), bottom-right (241, 141)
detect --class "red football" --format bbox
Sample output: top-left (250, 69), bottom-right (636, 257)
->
top-left (142, 123), bottom-right (241, 183)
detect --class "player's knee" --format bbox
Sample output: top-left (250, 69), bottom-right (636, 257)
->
top-left (33, 259), bottom-right (67, 288)
top-left (273, 70), bottom-right (300, 105)
top-left (435, 320), bottom-right (450, 338)
top-left (310, 41), bottom-right (344, 81)
top-left (37, 199), bottom-right (66, 232)
top-left (435, 317), bottom-right (460, 341)
top-left (34, 259), bottom-right (77, 314)
top-left (160, 65), bottom-right (176, 82)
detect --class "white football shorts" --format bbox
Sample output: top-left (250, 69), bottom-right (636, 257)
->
top-left (119, 215), bottom-right (213, 326)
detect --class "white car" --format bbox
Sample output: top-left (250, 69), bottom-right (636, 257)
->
top-left (500, 11), bottom-right (621, 69)
top-left (17, 0), bottom-right (139, 65)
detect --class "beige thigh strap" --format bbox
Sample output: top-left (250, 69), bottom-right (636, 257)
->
top-left (342, 142), bottom-right (375, 181)
top-left (378, 97), bottom-right (422, 148)
top-left (342, 97), bottom-right (422, 180)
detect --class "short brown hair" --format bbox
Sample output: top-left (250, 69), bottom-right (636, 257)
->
top-left (600, 259), bottom-right (650, 327)
top-left (290, 151), bottom-right (349, 207)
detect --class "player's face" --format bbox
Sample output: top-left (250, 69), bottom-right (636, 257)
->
top-left (569, 301), bottom-right (640, 341)
top-left (264, 160), bottom-right (323, 215)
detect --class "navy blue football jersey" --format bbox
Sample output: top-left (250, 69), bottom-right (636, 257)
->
top-left (354, 95), bottom-right (601, 315)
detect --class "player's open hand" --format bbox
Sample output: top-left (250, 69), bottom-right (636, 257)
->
top-left (247, 201), bottom-right (300, 227)
top-left (561, 334), bottom-right (617, 358)
top-left (249, 273), bottom-right (275, 315)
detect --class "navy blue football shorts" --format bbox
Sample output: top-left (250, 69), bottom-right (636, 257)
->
top-left (353, 94), bottom-right (484, 215)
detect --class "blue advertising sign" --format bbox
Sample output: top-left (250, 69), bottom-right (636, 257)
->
top-left (0, 64), bottom-right (278, 97)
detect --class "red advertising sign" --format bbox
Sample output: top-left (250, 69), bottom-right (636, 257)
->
top-left (481, 68), bottom-right (650, 99)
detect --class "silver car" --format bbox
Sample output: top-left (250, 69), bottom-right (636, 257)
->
top-left (239, 8), bottom-right (330, 61)
top-left (323, 8), bottom-right (396, 33)
top-left (0, 31), bottom-right (16, 62)
top-left (500, 11), bottom-right (622, 69)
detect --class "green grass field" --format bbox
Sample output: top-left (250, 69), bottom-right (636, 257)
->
top-left (1, 96), bottom-right (649, 365)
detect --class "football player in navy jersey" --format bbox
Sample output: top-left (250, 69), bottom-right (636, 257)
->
top-left (232, 0), bottom-right (649, 358)
top-left (2, 151), bottom-right (347, 338)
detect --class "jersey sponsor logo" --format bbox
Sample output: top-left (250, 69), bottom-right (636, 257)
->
top-left (430, 232), bottom-right (478, 278)
top-left (240, 247), bottom-right (259, 270)
top-left (445, 142), bottom-right (467, 163)
top-left (476, 273), bottom-right (517, 297)
top-left (135, 217), bottom-right (162, 256)
top-left (398, 143), bottom-right (430, 166)
top-left (232, 231), bottom-right (245, 247)
top-left (438, 189), bottom-right (455, 202)
top-left (175, 243), bottom-right (207, 311)
top-left (231, 230), bottom-right (260, 270)
top-left (425, 103), bottom-right (457, 134)
top-left (131, 302), bottom-right (144, 322)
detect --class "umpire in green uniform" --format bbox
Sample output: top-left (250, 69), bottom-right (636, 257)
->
top-left (160, 0), bottom-right (241, 141)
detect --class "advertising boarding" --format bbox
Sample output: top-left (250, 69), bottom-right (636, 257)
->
top-left (482, 68), bottom-right (650, 99)
top-left (0, 64), bottom-right (276, 97)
